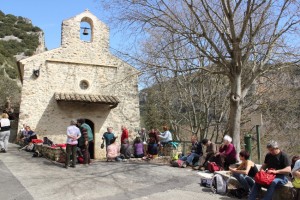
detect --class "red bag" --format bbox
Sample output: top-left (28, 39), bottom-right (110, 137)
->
top-left (254, 169), bottom-right (276, 186)
top-left (31, 139), bottom-right (43, 144)
top-left (208, 162), bottom-right (221, 173)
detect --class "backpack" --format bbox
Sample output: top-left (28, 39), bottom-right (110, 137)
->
top-left (254, 169), bottom-right (276, 186)
top-left (211, 174), bottom-right (227, 195)
top-left (207, 162), bottom-right (221, 173)
top-left (201, 178), bottom-right (213, 188)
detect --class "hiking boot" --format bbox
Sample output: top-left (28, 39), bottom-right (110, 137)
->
top-left (0, 148), bottom-right (6, 153)
top-left (70, 165), bottom-right (76, 168)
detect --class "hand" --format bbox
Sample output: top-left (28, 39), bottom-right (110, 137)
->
top-left (267, 169), bottom-right (277, 174)
top-left (85, 141), bottom-right (88, 146)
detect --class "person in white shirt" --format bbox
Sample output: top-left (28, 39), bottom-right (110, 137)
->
top-left (0, 113), bottom-right (11, 153)
top-left (65, 119), bottom-right (81, 168)
top-left (159, 126), bottom-right (172, 145)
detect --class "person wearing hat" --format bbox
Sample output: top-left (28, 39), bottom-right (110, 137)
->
top-left (249, 140), bottom-right (291, 200)
top-left (214, 135), bottom-right (237, 170)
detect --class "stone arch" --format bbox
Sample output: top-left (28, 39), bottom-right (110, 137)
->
top-left (80, 17), bottom-right (94, 42)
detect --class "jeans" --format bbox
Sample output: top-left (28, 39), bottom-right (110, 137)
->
top-left (65, 144), bottom-right (77, 167)
top-left (0, 130), bottom-right (10, 151)
top-left (180, 153), bottom-right (200, 166)
top-left (248, 174), bottom-right (288, 200)
top-left (233, 173), bottom-right (255, 193)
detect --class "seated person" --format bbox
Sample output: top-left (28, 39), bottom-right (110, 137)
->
top-left (158, 126), bottom-right (172, 146)
top-left (249, 141), bottom-right (291, 200)
top-left (291, 157), bottom-right (300, 199)
top-left (229, 150), bottom-right (258, 196)
top-left (24, 126), bottom-right (37, 144)
top-left (180, 135), bottom-right (203, 167)
top-left (120, 139), bottom-right (131, 159)
top-left (19, 141), bottom-right (35, 152)
top-left (133, 137), bottom-right (144, 158)
top-left (201, 138), bottom-right (217, 169)
top-left (106, 137), bottom-right (120, 162)
top-left (213, 135), bottom-right (237, 170)
top-left (147, 129), bottom-right (159, 156)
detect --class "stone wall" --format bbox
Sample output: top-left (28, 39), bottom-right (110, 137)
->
top-left (18, 10), bottom-right (140, 159)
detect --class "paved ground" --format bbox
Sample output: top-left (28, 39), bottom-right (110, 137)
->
top-left (0, 143), bottom-right (236, 200)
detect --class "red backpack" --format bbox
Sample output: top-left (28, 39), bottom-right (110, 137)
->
top-left (208, 162), bottom-right (221, 173)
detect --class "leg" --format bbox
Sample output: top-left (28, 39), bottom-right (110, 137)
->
top-left (233, 173), bottom-right (251, 192)
top-left (71, 145), bottom-right (77, 166)
top-left (0, 132), bottom-right (5, 150)
top-left (65, 144), bottom-right (71, 168)
top-left (186, 153), bottom-right (198, 165)
top-left (245, 176), bottom-right (255, 191)
top-left (248, 182), bottom-right (262, 200)
top-left (3, 131), bottom-right (10, 151)
top-left (262, 175), bottom-right (288, 200)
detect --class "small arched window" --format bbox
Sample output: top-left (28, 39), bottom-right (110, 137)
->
top-left (80, 20), bottom-right (92, 42)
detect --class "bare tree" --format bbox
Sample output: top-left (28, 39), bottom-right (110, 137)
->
top-left (99, 0), bottom-right (300, 153)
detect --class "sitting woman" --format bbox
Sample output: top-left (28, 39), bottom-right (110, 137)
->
top-left (229, 150), bottom-right (258, 196)
top-left (291, 156), bottom-right (300, 199)
top-left (120, 139), bottom-right (131, 159)
top-left (133, 137), bottom-right (144, 158)
top-left (214, 135), bottom-right (237, 170)
top-left (106, 137), bottom-right (120, 161)
top-left (147, 129), bottom-right (159, 157)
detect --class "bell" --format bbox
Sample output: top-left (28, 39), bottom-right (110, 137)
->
top-left (83, 28), bottom-right (89, 35)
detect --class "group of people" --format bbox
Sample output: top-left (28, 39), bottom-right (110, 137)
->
top-left (182, 134), bottom-right (299, 200)
top-left (101, 125), bottom-right (174, 161)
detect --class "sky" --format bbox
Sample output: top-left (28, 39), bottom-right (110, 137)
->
top-left (1, 0), bottom-right (126, 50)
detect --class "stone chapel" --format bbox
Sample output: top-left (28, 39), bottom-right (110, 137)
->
top-left (17, 10), bottom-right (140, 159)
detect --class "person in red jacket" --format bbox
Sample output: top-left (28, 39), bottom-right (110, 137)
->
top-left (120, 125), bottom-right (128, 144)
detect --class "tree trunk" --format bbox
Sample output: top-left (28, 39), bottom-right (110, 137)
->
top-left (228, 74), bottom-right (242, 159)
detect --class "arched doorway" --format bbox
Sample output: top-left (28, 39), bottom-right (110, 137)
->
top-left (84, 119), bottom-right (95, 159)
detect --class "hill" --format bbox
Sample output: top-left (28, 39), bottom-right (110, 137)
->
top-left (0, 10), bottom-right (45, 110)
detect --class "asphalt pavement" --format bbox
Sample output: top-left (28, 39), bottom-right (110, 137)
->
top-left (0, 143), bottom-right (236, 200)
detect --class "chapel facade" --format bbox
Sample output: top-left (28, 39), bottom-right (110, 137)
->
top-left (17, 10), bottom-right (140, 159)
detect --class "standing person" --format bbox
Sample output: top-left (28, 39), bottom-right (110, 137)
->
top-left (133, 137), bottom-right (144, 158)
top-left (77, 119), bottom-right (94, 159)
top-left (120, 125), bottom-right (129, 145)
top-left (180, 135), bottom-right (203, 167)
top-left (229, 150), bottom-right (258, 196)
top-left (77, 124), bottom-right (90, 165)
top-left (201, 138), bottom-right (217, 168)
top-left (0, 113), bottom-right (11, 153)
top-left (214, 135), bottom-right (237, 170)
top-left (102, 127), bottom-right (115, 149)
top-left (65, 119), bottom-right (81, 169)
top-left (249, 141), bottom-right (291, 200)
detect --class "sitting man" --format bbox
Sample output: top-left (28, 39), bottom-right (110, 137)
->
top-left (180, 135), bottom-right (203, 167)
top-left (249, 140), bottom-right (291, 200)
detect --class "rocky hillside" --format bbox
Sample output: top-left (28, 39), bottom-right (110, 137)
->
top-left (0, 10), bottom-right (45, 110)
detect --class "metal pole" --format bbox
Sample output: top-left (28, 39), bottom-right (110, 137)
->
top-left (256, 125), bottom-right (261, 164)
top-left (244, 134), bottom-right (252, 159)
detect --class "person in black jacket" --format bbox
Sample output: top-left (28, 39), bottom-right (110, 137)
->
top-left (180, 135), bottom-right (203, 166)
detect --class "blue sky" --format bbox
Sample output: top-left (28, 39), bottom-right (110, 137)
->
top-left (1, 0), bottom-right (126, 50)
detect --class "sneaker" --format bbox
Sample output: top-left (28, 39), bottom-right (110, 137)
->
top-left (70, 165), bottom-right (76, 168)
top-left (0, 148), bottom-right (6, 153)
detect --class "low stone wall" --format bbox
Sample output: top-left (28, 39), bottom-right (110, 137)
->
top-left (35, 144), bottom-right (66, 162)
